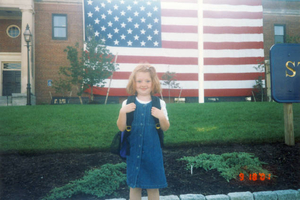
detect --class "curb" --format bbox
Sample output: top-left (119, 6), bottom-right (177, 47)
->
top-left (106, 189), bottom-right (300, 200)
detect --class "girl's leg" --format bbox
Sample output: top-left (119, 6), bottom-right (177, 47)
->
top-left (147, 189), bottom-right (159, 200)
top-left (130, 187), bottom-right (142, 200)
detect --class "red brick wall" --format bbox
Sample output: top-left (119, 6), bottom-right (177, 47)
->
top-left (0, 19), bottom-right (22, 52)
top-left (263, 0), bottom-right (300, 59)
top-left (35, 2), bottom-right (84, 104)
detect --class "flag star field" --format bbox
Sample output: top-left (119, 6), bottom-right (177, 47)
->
top-left (85, 0), bottom-right (162, 48)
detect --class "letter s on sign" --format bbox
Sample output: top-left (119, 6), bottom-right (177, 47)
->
top-left (285, 61), bottom-right (296, 77)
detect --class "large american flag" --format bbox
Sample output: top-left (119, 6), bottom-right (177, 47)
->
top-left (83, 0), bottom-right (264, 102)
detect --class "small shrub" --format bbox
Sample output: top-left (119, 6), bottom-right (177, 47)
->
top-left (42, 163), bottom-right (126, 200)
top-left (178, 152), bottom-right (271, 182)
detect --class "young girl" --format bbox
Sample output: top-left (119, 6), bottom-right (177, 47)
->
top-left (117, 64), bottom-right (170, 200)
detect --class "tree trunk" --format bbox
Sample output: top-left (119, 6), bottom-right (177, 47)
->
top-left (168, 85), bottom-right (171, 103)
top-left (76, 86), bottom-right (83, 105)
top-left (91, 86), bottom-right (94, 102)
top-left (79, 96), bottom-right (83, 105)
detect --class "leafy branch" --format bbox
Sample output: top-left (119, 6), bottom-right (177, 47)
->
top-left (161, 69), bottom-right (180, 103)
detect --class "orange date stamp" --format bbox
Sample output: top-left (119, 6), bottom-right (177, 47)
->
top-left (239, 173), bottom-right (271, 181)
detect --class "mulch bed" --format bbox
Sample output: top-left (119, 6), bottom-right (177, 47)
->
top-left (0, 142), bottom-right (299, 200)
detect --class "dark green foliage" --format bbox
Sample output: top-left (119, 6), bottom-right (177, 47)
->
top-left (54, 43), bottom-right (85, 98)
top-left (286, 34), bottom-right (300, 43)
top-left (42, 163), bottom-right (126, 200)
top-left (178, 152), bottom-right (271, 182)
top-left (52, 76), bottom-right (72, 97)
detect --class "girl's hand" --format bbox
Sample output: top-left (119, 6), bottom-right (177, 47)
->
top-left (151, 107), bottom-right (165, 120)
top-left (121, 103), bottom-right (136, 114)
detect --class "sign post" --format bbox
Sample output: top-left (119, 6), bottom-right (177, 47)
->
top-left (270, 44), bottom-right (300, 146)
top-left (284, 103), bottom-right (294, 145)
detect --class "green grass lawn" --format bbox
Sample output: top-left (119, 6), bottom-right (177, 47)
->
top-left (0, 102), bottom-right (299, 154)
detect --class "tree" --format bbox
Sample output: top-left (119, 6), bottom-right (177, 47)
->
top-left (83, 26), bottom-right (117, 102)
top-left (252, 61), bottom-right (265, 102)
top-left (58, 43), bottom-right (85, 104)
top-left (56, 27), bottom-right (117, 103)
top-left (52, 75), bottom-right (72, 97)
top-left (161, 69), bottom-right (180, 103)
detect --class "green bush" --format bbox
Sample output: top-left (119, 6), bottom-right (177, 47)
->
top-left (178, 152), bottom-right (271, 182)
top-left (42, 163), bottom-right (126, 200)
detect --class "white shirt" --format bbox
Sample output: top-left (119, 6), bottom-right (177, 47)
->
top-left (121, 97), bottom-right (169, 121)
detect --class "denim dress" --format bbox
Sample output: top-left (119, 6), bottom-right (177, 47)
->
top-left (126, 99), bottom-right (168, 189)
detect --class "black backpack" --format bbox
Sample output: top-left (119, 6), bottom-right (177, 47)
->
top-left (110, 95), bottom-right (164, 160)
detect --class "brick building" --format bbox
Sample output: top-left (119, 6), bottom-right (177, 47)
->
top-left (34, 0), bottom-right (84, 104)
top-left (262, 0), bottom-right (300, 101)
top-left (0, 0), bottom-right (299, 105)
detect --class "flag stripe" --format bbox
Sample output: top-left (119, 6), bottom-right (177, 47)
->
top-left (90, 88), bottom-right (258, 98)
top-left (112, 72), bottom-right (264, 81)
top-left (204, 34), bottom-right (263, 42)
top-left (161, 16), bottom-right (198, 26)
top-left (204, 73), bottom-right (265, 81)
top-left (102, 79), bottom-right (197, 89)
top-left (161, 25), bottom-right (198, 33)
top-left (162, 32), bottom-right (198, 42)
top-left (204, 80), bottom-right (264, 89)
top-left (162, 41), bottom-right (198, 49)
top-left (204, 49), bottom-right (264, 58)
top-left (204, 57), bottom-right (264, 65)
top-left (204, 65), bottom-right (263, 74)
top-left (204, 26), bottom-right (263, 34)
top-left (203, 4), bottom-right (263, 12)
top-left (204, 89), bottom-right (254, 97)
top-left (112, 72), bottom-right (198, 81)
top-left (203, 19), bottom-right (263, 27)
top-left (161, 0), bottom-right (198, 3)
top-left (116, 64), bottom-right (199, 74)
top-left (107, 46), bottom-right (198, 57)
top-left (203, 0), bottom-right (262, 6)
top-left (161, 2), bottom-right (198, 10)
top-left (116, 55), bottom-right (198, 65)
top-left (162, 9), bottom-right (198, 18)
top-left (203, 11), bottom-right (263, 19)
top-left (116, 64), bottom-right (261, 74)
top-left (90, 87), bottom-right (198, 97)
top-left (204, 42), bottom-right (264, 50)
top-left (101, 79), bottom-right (259, 90)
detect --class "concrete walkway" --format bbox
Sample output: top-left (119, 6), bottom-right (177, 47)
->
top-left (106, 189), bottom-right (300, 200)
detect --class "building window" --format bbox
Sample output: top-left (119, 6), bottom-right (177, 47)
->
top-left (3, 63), bottom-right (21, 70)
top-left (6, 25), bottom-right (20, 38)
top-left (2, 62), bottom-right (21, 96)
top-left (52, 14), bottom-right (67, 40)
top-left (274, 25), bottom-right (285, 44)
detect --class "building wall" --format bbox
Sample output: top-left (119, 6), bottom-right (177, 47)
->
top-left (34, 1), bottom-right (84, 104)
top-left (0, 19), bottom-right (22, 53)
top-left (263, 0), bottom-right (300, 59)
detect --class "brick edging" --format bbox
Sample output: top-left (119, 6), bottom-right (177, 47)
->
top-left (106, 189), bottom-right (300, 200)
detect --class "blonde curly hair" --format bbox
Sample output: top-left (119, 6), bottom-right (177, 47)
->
top-left (126, 64), bottom-right (162, 95)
